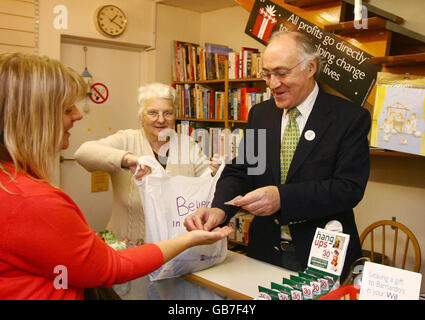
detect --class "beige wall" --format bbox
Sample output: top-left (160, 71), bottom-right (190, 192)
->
top-left (200, 6), bottom-right (263, 53)
top-left (154, 3), bottom-right (201, 84)
top-left (369, 0), bottom-right (425, 35)
top-left (0, 0), bottom-right (36, 54)
top-left (7, 0), bottom-right (425, 292)
top-left (38, 0), bottom-right (153, 58)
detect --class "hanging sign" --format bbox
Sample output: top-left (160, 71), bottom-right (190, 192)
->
top-left (245, 0), bottom-right (382, 107)
top-left (90, 82), bottom-right (109, 104)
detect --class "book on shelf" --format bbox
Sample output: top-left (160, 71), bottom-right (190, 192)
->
top-left (175, 121), bottom-right (243, 160)
top-left (229, 211), bottom-right (253, 245)
top-left (172, 40), bottom-right (263, 82)
top-left (228, 87), bottom-right (271, 121)
top-left (240, 47), bottom-right (259, 79)
top-left (240, 87), bottom-right (261, 121)
top-left (228, 51), bottom-right (239, 79)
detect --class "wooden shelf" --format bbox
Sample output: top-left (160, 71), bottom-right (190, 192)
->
top-left (284, 0), bottom-right (339, 8)
top-left (229, 120), bottom-right (248, 124)
top-left (229, 77), bottom-right (264, 83)
top-left (340, 0), bottom-right (404, 25)
top-left (176, 117), bottom-right (225, 123)
top-left (371, 53), bottom-right (425, 67)
top-left (324, 16), bottom-right (387, 35)
top-left (369, 149), bottom-right (421, 158)
top-left (174, 78), bottom-right (264, 85)
top-left (173, 79), bottom-right (225, 85)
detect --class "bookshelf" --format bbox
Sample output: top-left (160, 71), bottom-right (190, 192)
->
top-left (173, 69), bottom-right (267, 129)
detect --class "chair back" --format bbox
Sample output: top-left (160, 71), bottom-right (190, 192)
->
top-left (359, 220), bottom-right (421, 272)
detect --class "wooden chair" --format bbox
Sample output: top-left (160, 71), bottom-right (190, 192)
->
top-left (359, 220), bottom-right (421, 272)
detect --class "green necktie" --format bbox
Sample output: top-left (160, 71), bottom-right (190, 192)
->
top-left (280, 107), bottom-right (301, 238)
top-left (281, 107), bottom-right (301, 184)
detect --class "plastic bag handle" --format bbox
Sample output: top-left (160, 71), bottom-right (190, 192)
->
top-left (136, 155), bottom-right (166, 178)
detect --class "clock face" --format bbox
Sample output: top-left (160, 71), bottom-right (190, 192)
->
top-left (96, 5), bottom-right (127, 37)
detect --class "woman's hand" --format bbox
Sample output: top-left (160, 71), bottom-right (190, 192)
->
top-left (187, 226), bottom-right (234, 246)
top-left (122, 153), bottom-right (151, 180)
top-left (155, 226), bottom-right (234, 263)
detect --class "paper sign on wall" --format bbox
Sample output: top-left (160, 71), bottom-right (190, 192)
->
top-left (359, 262), bottom-right (422, 300)
top-left (91, 171), bottom-right (109, 192)
top-left (307, 228), bottom-right (350, 276)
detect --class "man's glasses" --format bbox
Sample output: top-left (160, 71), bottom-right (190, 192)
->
top-left (260, 59), bottom-right (306, 82)
top-left (145, 110), bottom-right (175, 120)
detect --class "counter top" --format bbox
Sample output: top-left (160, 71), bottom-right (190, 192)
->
top-left (184, 250), bottom-right (297, 299)
top-left (116, 250), bottom-right (296, 300)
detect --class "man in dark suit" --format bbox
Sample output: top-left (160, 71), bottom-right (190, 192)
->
top-left (184, 31), bottom-right (370, 281)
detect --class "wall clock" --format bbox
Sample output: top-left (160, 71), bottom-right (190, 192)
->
top-left (95, 5), bottom-right (128, 37)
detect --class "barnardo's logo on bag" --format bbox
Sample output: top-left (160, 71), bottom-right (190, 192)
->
top-left (176, 196), bottom-right (211, 217)
top-left (200, 254), bottom-right (221, 261)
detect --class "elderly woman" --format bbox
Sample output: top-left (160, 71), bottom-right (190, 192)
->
top-left (75, 83), bottom-right (218, 243)
top-left (0, 53), bottom-right (232, 300)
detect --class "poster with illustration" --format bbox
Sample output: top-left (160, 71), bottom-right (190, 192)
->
top-left (371, 72), bottom-right (425, 156)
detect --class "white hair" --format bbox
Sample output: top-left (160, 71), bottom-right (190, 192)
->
top-left (268, 30), bottom-right (323, 80)
top-left (137, 82), bottom-right (176, 118)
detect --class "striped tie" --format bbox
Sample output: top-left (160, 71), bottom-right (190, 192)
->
top-left (280, 107), bottom-right (301, 238)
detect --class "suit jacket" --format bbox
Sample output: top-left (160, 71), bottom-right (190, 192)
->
top-left (213, 88), bottom-right (371, 281)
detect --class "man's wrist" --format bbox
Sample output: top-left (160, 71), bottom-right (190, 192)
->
top-left (213, 207), bottom-right (227, 225)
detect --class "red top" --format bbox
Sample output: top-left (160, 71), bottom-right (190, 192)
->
top-left (0, 164), bottom-right (164, 300)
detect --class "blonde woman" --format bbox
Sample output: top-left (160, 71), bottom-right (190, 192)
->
top-left (0, 52), bottom-right (232, 300)
top-left (74, 83), bottom-right (219, 243)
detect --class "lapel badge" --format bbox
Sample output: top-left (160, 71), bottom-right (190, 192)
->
top-left (304, 130), bottom-right (315, 141)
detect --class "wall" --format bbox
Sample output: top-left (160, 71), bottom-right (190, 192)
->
top-left (154, 3), bottom-right (201, 84)
top-left (38, 0), bottom-right (153, 58)
top-left (0, 0), bottom-right (36, 54)
top-left (199, 6), bottom-right (263, 53)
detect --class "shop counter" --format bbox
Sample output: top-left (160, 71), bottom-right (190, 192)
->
top-left (117, 250), bottom-right (296, 300)
top-left (184, 250), bottom-right (297, 299)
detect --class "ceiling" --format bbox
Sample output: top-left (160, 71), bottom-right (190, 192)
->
top-left (159, 0), bottom-right (238, 13)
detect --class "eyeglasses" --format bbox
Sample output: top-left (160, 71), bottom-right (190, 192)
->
top-left (260, 59), bottom-right (306, 82)
top-left (145, 110), bottom-right (175, 120)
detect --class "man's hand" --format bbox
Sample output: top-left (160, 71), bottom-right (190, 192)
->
top-left (234, 186), bottom-right (281, 216)
top-left (184, 207), bottom-right (226, 231)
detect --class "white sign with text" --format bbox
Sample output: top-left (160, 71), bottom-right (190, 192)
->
top-left (359, 262), bottom-right (422, 300)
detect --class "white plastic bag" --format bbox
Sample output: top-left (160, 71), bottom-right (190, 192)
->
top-left (134, 155), bottom-right (227, 281)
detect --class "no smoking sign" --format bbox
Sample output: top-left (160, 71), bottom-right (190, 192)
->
top-left (90, 82), bottom-right (109, 104)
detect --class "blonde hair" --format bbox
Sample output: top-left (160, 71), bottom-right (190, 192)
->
top-left (137, 82), bottom-right (176, 118)
top-left (0, 52), bottom-right (86, 187)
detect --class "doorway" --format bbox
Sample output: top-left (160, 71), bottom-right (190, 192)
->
top-left (60, 42), bottom-right (141, 232)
